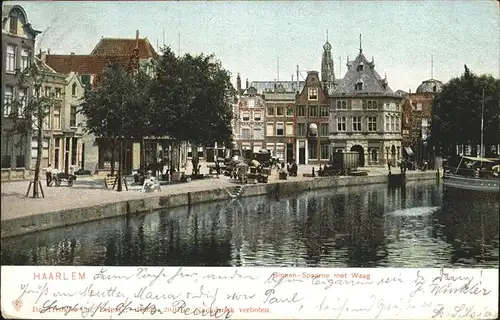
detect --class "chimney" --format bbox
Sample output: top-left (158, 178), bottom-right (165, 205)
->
top-left (70, 52), bottom-right (75, 55)
top-left (136, 30), bottom-right (139, 49)
top-left (236, 73), bottom-right (241, 95)
top-left (40, 51), bottom-right (47, 62)
top-left (47, 48), bottom-right (51, 55)
top-left (246, 78), bottom-right (249, 89)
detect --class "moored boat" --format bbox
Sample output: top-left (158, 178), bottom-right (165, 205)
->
top-left (443, 156), bottom-right (499, 193)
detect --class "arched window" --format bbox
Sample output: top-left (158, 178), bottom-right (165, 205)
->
top-left (72, 83), bottom-right (77, 96)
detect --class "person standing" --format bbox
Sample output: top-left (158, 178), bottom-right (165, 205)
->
top-left (45, 164), bottom-right (53, 186)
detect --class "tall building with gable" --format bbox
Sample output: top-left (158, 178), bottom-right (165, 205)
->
top-left (328, 37), bottom-right (404, 166)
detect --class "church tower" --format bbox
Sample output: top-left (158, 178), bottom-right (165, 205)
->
top-left (321, 30), bottom-right (335, 93)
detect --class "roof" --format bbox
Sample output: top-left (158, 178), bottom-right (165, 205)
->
top-left (90, 38), bottom-right (157, 59)
top-left (45, 54), bottom-right (131, 75)
top-left (249, 80), bottom-right (306, 94)
top-left (335, 51), bottom-right (395, 95)
top-left (416, 79), bottom-right (444, 94)
top-left (2, 4), bottom-right (41, 35)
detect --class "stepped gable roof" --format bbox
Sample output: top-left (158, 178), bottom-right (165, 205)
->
top-left (45, 54), bottom-right (130, 75)
top-left (90, 38), bottom-right (157, 59)
top-left (335, 51), bottom-right (394, 94)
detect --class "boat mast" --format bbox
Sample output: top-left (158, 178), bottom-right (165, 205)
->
top-left (481, 89), bottom-right (485, 165)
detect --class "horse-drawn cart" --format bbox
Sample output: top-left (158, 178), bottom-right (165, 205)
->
top-left (52, 172), bottom-right (77, 187)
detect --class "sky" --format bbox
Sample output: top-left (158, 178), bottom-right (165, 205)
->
top-left (9, 0), bottom-right (500, 92)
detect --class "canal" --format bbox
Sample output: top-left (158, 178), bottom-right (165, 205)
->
top-left (1, 181), bottom-right (498, 268)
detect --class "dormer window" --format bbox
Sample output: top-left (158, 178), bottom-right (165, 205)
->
top-left (9, 14), bottom-right (18, 34)
top-left (357, 63), bottom-right (364, 72)
top-left (308, 88), bottom-right (318, 100)
top-left (355, 80), bottom-right (364, 91)
top-left (72, 83), bottom-right (78, 96)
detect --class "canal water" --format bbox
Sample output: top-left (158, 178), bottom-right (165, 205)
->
top-left (1, 181), bottom-right (499, 268)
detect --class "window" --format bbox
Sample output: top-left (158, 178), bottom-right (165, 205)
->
top-left (267, 107), bottom-right (274, 116)
top-left (368, 116), bottom-right (377, 132)
top-left (254, 112), bottom-right (261, 121)
top-left (390, 116), bottom-right (395, 132)
top-left (309, 106), bottom-right (318, 117)
top-left (320, 106), bottom-right (329, 117)
top-left (276, 144), bottom-right (285, 161)
top-left (385, 115), bottom-right (390, 131)
top-left (355, 81), bottom-right (363, 91)
top-left (308, 88), bottom-right (318, 100)
top-left (241, 128), bottom-right (250, 140)
top-left (55, 88), bottom-right (62, 99)
top-left (286, 122), bottom-right (294, 136)
top-left (366, 100), bottom-right (378, 110)
top-left (70, 106), bottom-right (77, 127)
top-left (297, 123), bottom-right (306, 136)
top-left (9, 14), bottom-right (18, 34)
top-left (320, 123), bottom-right (329, 136)
top-left (266, 122), bottom-right (274, 136)
top-left (320, 143), bottom-right (329, 160)
top-left (18, 88), bottom-right (27, 117)
top-left (21, 48), bottom-right (29, 71)
top-left (276, 107), bottom-right (284, 116)
top-left (3, 86), bottom-right (13, 116)
top-left (337, 116), bottom-right (346, 132)
top-left (242, 112), bottom-right (250, 121)
top-left (53, 107), bottom-right (61, 129)
top-left (352, 116), bottom-right (362, 131)
top-left (416, 103), bottom-right (422, 111)
top-left (253, 128), bottom-right (263, 140)
top-left (296, 106), bottom-right (305, 116)
top-left (357, 63), bottom-right (364, 72)
top-left (336, 100), bottom-right (347, 109)
top-left (308, 142), bottom-right (317, 160)
top-left (45, 87), bottom-right (51, 97)
top-left (286, 106), bottom-right (294, 116)
top-left (276, 122), bottom-right (284, 136)
top-left (6, 45), bottom-right (16, 72)
top-left (72, 83), bottom-right (78, 96)
top-left (248, 99), bottom-right (255, 108)
top-left (395, 116), bottom-right (400, 132)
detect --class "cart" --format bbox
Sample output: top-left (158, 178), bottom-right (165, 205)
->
top-left (53, 172), bottom-right (77, 187)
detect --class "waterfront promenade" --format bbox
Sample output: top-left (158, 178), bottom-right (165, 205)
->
top-left (1, 164), bottom-right (438, 237)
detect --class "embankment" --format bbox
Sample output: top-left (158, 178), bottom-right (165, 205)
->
top-left (1, 171), bottom-right (439, 238)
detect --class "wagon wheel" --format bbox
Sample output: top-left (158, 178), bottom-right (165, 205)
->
top-left (55, 178), bottom-right (62, 187)
top-left (68, 178), bottom-right (74, 187)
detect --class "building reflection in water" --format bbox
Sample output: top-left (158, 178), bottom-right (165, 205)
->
top-left (2, 181), bottom-right (498, 268)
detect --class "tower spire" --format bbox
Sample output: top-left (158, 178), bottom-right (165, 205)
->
top-left (359, 34), bottom-right (362, 53)
top-left (326, 29), bottom-right (329, 42)
top-left (431, 55), bottom-right (434, 79)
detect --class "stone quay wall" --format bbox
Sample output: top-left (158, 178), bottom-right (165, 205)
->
top-left (1, 172), bottom-right (439, 238)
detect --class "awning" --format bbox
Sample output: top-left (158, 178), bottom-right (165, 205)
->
top-left (404, 147), bottom-right (414, 156)
top-left (462, 156), bottom-right (494, 163)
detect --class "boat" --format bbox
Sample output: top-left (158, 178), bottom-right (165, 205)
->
top-left (443, 89), bottom-right (500, 194)
top-left (443, 156), bottom-right (499, 193)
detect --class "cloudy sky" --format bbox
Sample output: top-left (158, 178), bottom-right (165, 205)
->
top-left (11, 0), bottom-right (500, 92)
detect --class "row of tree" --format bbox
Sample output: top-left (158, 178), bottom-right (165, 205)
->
top-left (430, 65), bottom-right (500, 158)
top-left (79, 47), bottom-right (235, 190)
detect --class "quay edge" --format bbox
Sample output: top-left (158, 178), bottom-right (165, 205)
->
top-left (1, 171), bottom-right (439, 239)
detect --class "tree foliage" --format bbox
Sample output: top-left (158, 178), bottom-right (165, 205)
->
top-left (6, 55), bottom-right (57, 197)
top-left (430, 65), bottom-right (500, 156)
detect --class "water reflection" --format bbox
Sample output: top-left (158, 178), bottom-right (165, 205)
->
top-left (1, 181), bottom-right (498, 268)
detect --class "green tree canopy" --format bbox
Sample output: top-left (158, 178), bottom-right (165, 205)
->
top-left (150, 47), bottom-right (235, 147)
top-left (430, 65), bottom-right (500, 156)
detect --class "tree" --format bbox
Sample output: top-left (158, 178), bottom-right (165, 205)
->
top-left (6, 52), bottom-right (56, 198)
top-left (79, 61), bottom-right (151, 191)
top-left (430, 65), bottom-right (500, 157)
top-left (151, 47), bottom-right (235, 175)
